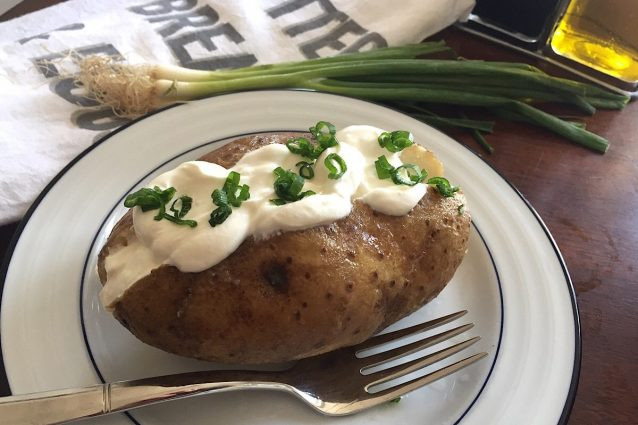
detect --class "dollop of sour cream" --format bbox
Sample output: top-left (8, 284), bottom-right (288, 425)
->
top-left (101, 125), bottom-right (438, 309)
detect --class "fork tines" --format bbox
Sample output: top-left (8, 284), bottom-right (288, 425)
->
top-left (356, 310), bottom-right (487, 399)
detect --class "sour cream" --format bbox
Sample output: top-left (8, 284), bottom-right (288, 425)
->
top-left (101, 125), bottom-right (433, 309)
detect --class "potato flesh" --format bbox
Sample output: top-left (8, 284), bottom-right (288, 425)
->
top-left (400, 144), bottom-right (445, 178)
top-left (98, 133), bottom-right (470, 364)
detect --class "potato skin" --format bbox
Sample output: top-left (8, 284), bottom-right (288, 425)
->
top-left (98, 133), bottom-right (470, 364)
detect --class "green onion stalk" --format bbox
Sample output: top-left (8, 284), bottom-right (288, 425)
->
top-left (77, 42), bottom-right (629, 153)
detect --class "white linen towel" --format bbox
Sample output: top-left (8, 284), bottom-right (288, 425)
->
top-left (0, 0), bottom-right (474, 224)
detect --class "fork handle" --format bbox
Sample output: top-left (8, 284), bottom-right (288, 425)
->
top-left (0, 370), bottom-right (287, 425)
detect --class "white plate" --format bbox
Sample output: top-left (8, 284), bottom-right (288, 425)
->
top-left (1, 91), bottom-right (579, 425)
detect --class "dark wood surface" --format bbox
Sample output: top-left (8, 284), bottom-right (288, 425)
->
top-left (1, 2), bottom-right (636, 424)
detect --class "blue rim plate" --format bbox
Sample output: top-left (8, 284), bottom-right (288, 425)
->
top-left (1, 90), bottom-right (578, 424)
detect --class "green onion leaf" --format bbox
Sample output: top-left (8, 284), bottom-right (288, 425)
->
top-left (286, 137), bottom-right (317, 159)
top-left (219, 170), bottom-right (250, 208)
top-left (153, 203), bottom-right (166, 221)
top-left (375, 155), bottom-right (395, 179)
top-left (154, 186), bottom-right (176, 204)
top-left (324, 153), bottom-right (347, 179)
top-left (212, 188), bottom-right (228, 206)
top-left (378, 130), bottom-right (414, 152)
top-left (391, 164), bottom-right (426, 186)
top-left (375, 156), bottom-right (428, 187)
top-left (427, 177), bottom-right (460, 197)
top-left (170, 196), bottom-right (192, 218)
top-left (163, 196), bottom-right (197, 227)
top-left (162, 214), bottom-right (197, 227)
top-left (209, 204), bottom-right (232, 227)
top-left (296, 161), bottom-right (315, 179)
top-left (288, 173), bottom-right (305, 197)
top-left (378, 132), bottom-right (392, 149)
top-left (124, 188), bottom-right (161, 211)
top-left (288, 121), bottom-right (339, 159)
top-left (273, 167), bottom-right (287, 178)
top-left (237, 184), bottom-right (250, 202)
top-left (271, 167), bottom-right (315, 205)
top-left (310, 121), bottom-right (336, 138)
top-left (310, 120), bottom-right (337, 148)
top-left (209, 171), bottom-right (250, 226)
top-left (222, 171), bottom-right (240, 193)
top-left (124, 186), bottom-right (197, 227)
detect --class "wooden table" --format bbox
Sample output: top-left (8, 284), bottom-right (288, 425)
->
top-left (1, 2), bottom-right (636, 424)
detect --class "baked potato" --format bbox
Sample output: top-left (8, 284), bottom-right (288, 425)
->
top-left (97, 132), bottom-right (470, 364)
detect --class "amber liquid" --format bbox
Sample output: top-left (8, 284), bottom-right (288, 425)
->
top-left (551, 0), bottom-right (638, 82)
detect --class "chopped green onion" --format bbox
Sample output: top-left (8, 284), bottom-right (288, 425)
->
top-left (310, 120), bottom-right (336, 139)
top-left (271, 167), bottom-right (316, 205)
top-left (222, 170), bottom-right (240, 193)
top-left (273, 167), bottom-right (303, 202)
top-left (287, 121), bottom-right (339, 159)
top-left (378, 130), bottom-right (414, 152)
top-left (296, 161), bottom-right (315, 179)
top-left (169, 196), bottom-right (192, 218)
top-left (209, 171), bottom-right (250, 226)
top-left (218, 170), bottom-right (250, 208)
top-left (324, 153), bottom-right (347, 179)
top-left (124, 186), bottom-right (175, 212)
top-left (458, 204), bottom-right (465, 215)
top-left (310, 120), bottom-right (338, 149)
top-left (427, 176), bottom-right (459, 197)
top-left (391, 164), bottom-right (427, 186)
top-left (374, 155), bottom-right (394, 179)
top-left (161, 196), bottom-right (197, 227)
top-left (286, 137), bottom-right (318, 159)
top-left (124, 186), bottom-right (197, 227)
top-left (212, 188), bottom-right (228, 207)
top-left (209, 204), bottom-right (231, 227)
top-left (375, 155), bottom-right (428, 187)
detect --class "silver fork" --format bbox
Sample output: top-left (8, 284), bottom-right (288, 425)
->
top-left (0, 310), bottom-right (486, 424)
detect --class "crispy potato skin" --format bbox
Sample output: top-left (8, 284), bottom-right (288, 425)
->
top-left (98, 133), bottom-right (470, 364)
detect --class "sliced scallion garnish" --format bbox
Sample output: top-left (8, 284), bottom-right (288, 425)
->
top-left (427, 176), bottom-right (459, 197)
top-left (374, 155), bottom-right (394, 179)
top-left (296, 161), bottom-right (315, 179)
top-left (169, 196), bottom-right (192, 218)
top-left (124, 186), bottom-right (197, 227)
top-left (209, 171), bottom-right (250, 227)
top-left (286, 137), bottom-right (318, 159)
top-left (391, 164), bottom-right (427, 186)
top-left (324, 153), bottom-right (347, 179)
top-left (374, 155), bottom-right (432, 187)
top-left (271, 167), bottom-right (316, 205)
top-left (222, 171), bottom-right (250, 207)
top-left (287, 121), bottom-right (339, 159)
top-left (163, 196), bottom-right (197, 227)
top-left (378, 130), bottom-right (414, 152)
top-left (209, 204), bottom-right (231, 226)
top-left (310, 121), bottom-right (338, 149)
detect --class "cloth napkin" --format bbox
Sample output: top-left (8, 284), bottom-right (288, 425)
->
top-left (0, 0), bottom-right (474, 225)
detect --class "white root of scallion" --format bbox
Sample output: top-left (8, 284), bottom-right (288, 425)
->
top-left (78, 56), bottom-right (168, 117)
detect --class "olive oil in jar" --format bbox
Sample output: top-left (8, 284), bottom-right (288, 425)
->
top-left (551, 0), bottom-right (638, 82)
